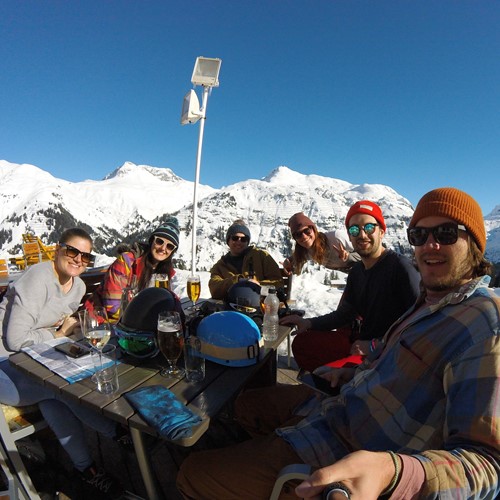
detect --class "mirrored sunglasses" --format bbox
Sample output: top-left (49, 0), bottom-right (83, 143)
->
top-left (154, 237), bottom-right (177, 251)
top-left (348, 223), bottom-right (379, 237)
top-left (292, 226), bottom-right (313, 240)
top-left (230, 235), bottom-right (249, 243)
top-left (407, 223), bottom-right (467, 246)
top-left (59, 243), bottom-right (94, 265)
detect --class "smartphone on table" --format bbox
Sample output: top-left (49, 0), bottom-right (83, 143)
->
top-left (54, 341), bottom-right (91, 359)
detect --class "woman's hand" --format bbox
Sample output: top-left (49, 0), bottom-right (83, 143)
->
top-left (281, 258), bottom-right (293, 276)
top-left (331, 241), bottom-right (349, 262)
top-left (54, 316), bottom-right (78, 337)
top-left (295, 450), bottom-right (397, 500)
top-left (279, 315), bottom-right (312, 334)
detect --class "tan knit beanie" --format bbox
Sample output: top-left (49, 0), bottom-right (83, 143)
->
top-left (409, 187), bottom-right (486, 254)
top-left (288, 213), bottom-right (316, 234)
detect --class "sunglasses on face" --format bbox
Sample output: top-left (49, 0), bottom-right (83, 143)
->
top-left (292, 226), bottom-right (313, 240)
top-left (348, 223), bottom-right (379, 237)
top-left (154, 237), bottom-right (177, 251)
top-left (59, 243), bottom-right (94, 265)
top-left (407, 223), bottom-right (467, 246)
top-left (230, 235), bottom-right (249, 243)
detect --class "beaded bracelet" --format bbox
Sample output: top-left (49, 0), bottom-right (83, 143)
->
top-left (381, 450), bottom-right (400, 497)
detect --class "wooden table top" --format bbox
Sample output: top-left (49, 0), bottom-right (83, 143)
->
top-left (9, 324), bottom-right (290, 447)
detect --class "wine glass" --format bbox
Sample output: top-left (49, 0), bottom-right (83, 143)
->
top-left (157, 311), bottom-right (184, 378)
top-left (187, 274), bottom-right (201, 309)
top-left (83, 307), bottom-right (112, 381)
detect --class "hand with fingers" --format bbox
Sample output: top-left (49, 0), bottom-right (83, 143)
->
top-left (331, 241), bottom-right (349, 262)
top-left (279, 314), bottom-right (312, 334)
top-left (313, 365), bottom-right (356, 389)
top-left (281, 258), bottom-right (293, 275)
top-left (295, 450), bottom-right (399, 500)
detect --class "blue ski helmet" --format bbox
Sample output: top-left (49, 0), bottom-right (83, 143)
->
top-left (196, 311), bottom-right (263, 367)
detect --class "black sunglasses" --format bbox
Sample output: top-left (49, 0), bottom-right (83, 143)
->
top-left (59, 243), bottom-right (94, 265)
top-left (407, 223), bottom-right (467, 246)
top-left (230, 235), bottom-right (249, 243)
top-left (154, 237), bottom-right (177, 251)
top-left (348, 223), bottom-right (379, 237)
top-left (292, 226), bottom-right (313, 240)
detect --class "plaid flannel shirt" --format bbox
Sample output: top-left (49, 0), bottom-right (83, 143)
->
top-left (277, 276), bottom-right (500, 499)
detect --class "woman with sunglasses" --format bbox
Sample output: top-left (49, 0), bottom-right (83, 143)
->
top-left (0, 228), bottom-right (124, 496)
top-left (284, 212), bottom-right (361, 275)
top-left (209, 219), bottom-right (283, 300)
top-left (91, 217), bottom-right (180, 323)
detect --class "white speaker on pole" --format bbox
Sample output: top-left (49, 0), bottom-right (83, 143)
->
top-left (180, 90), bottom-right (202, 125)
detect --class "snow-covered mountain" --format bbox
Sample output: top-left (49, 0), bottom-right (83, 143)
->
top-left (1, 159), bottom-right (499, 272)
top-left (485, 205), bottom-right (500, 264)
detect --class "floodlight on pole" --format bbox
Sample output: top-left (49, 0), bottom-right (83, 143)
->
top-left (180, 56), bottom-right (222, 275)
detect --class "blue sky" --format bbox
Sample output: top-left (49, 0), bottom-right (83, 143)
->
top-left (1, 1), bottom-right (499, 215)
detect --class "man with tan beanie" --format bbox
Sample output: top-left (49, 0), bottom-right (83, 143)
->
top-left (177, 187), bottom-right (499, 500)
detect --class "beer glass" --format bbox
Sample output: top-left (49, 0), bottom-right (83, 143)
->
top-left (187, 274), bottom-right (201, 308)
top-left (155, 273), bottom-right (169, 289)
top-left (157, 311), bottom-right (184, 378)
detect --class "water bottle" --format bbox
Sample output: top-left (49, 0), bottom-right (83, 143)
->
top-left (262, 287), bottom-right (279, 341)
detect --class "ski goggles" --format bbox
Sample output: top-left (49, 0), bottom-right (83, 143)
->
top-left (59, 243), bottom-right (95, 265)
top-left (407, 223), bottom-right (467, 246)
top-left (114, 326), bottom-right (159, 358)
top-left (347, 223), bottom-right (379, 237)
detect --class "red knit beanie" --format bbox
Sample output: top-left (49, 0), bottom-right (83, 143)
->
top-left (345, 200), bottom-right (386, 232)
top-left (288, 213), bottom-right (316, 234)
top-left (409, 187), bottom-right (486, 254)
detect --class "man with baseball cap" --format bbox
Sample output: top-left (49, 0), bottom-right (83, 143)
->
top-left (281, 199), bottom-right (420, 372)
top-left (177, 187), bottom-right (499, 499)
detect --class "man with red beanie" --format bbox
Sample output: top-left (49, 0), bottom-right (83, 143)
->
top-left (281, 199), bottom-right (420, 372)
top-left (177, 187), bottom-right (499, 500)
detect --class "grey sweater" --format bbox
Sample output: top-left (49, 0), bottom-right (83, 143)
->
top-left (0, 261), bottom-right (85, 360)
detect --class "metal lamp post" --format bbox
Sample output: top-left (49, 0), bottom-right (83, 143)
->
top-left (181, 56), bottom-right (222, 274)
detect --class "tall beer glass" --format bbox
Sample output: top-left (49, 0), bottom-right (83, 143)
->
top-left (157, 311), bottom-right (184, 378)
top-left (187, 274), bottom-right (201, 308)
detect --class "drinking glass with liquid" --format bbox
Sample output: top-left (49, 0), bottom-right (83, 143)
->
top-left (82, 307), bottom-right (112, 383)
top-left (187, 274), bottom-right (201, 308)
top-left (157, 311), bottom-right (184, 378)
top-left (155, 273), bottom-right (169, 289)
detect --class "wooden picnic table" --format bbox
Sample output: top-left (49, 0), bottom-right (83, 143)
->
top-left (9, 321), bottom-right (291, 499)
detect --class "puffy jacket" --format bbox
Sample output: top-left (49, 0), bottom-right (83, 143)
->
top-left (89, 244), bottom-right (175, 323)
top-left (209, 246), bottom-right (283, 300)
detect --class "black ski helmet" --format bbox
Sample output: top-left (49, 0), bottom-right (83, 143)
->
top-left (115, 287), bottom-right (182, 358)
top-left (226, 280), bottom-right (261, 314)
